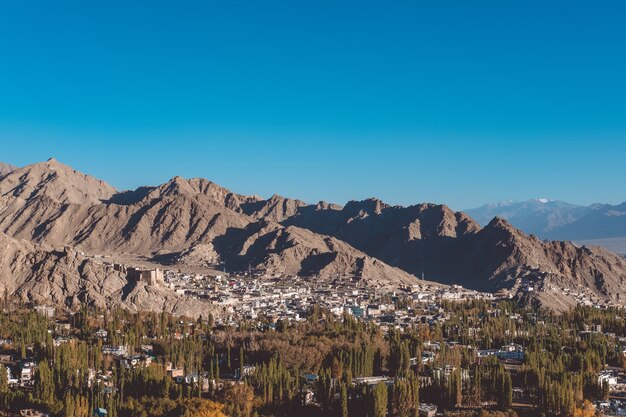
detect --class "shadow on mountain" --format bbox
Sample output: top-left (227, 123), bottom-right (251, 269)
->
top-left (239, 200), bottom-right (268, 217)
top-left (120, 277), bottom-right (138, 301)
top-left (211, 224), bottom-right (272, 272)
top-left (121, 199), bottom-right (160, 237)
top-left (105, 186), bottom-right (155, 205)
top-left (299, 252), bottom-right (337, 276)
top-left (150, 252), bottom-right (179, 265)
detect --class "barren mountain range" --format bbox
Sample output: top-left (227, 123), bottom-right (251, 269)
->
top-left (1, 159), bottom-right (625, 313)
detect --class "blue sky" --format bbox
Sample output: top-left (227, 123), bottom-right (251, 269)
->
top-left (0, 1), bottom-right (625, 210)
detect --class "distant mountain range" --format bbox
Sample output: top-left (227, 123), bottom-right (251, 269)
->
top-left (0, 159), bottom-right (625, 312)
top-left (466, 199), bottom-right (626, 254)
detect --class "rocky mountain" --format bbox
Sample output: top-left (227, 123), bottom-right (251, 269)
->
top-left (0, 160), bottom-right (427, 313)
top-left (0, 158), bottom-right (116, 205)
top-left (466, 199), bottom-right (626, 254)
top-left (0, 232), bottom-right (214, 317)
top-left (0, 159), bottom-right (625, 312)
top-left (0, 162), bottom-right (16, 176)
top-left (282, 201), bottom-right (626, 300)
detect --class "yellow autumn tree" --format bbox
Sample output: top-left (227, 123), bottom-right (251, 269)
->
top-left (573, 400), bottom-right (595, 417)
top-left (180, 398), bottom-right (230, 417)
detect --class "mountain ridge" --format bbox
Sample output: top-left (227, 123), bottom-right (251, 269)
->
top-left (0, 159), bottom-right (624, 312)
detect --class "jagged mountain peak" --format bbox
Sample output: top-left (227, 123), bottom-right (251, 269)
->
top-left (0, 158), bottom-right (116, 205)
top-left (152, 176), bottom-right (200, 197)
top-left (315, 200), bottom-right (341, 210)
top-left (344, 198), bottom-right (391, 216)
top-left (477, 217), bottom-right (528, 247)
top-left (243, 194), bottom-right (308, 222)
top-left (485, 216), bottom-right (517, 231)
top-left (145, 176), bottom-right (261, 209)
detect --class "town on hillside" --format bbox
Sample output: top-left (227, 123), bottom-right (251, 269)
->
top-left (1, 272), bottom-right (626, 417)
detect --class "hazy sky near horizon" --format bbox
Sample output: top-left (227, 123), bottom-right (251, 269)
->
top-left (1, 1), bottom-right (625, 210)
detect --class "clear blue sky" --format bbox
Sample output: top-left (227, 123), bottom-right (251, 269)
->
top-left (1, 1), bottom-right (625, 209)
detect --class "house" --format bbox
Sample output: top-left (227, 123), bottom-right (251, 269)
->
top-left (7, 366), bottom-right (18, 385)
top-left (353, 376), bottom-right (389, 387)
top-left (34, 306), bottom-right (55, 318)
top-left (53, 337), bottom-right (68, 347)
top-left (166, 363), bottom-right (184, 379)
top-left (93, 408), bottom-right (108, 417)
top-left (598, 371), bottom-right (618, 387)
top-left (54, 322), bottom-right (71, 333)
top-left (344, 305), bottom-right (364, 318)
top-left (367, 305), bottom-right (381, 317)
top-left (119, 355), bottom-right (152, 369)
top-left (419, 404), bottom-right (437, 417)
top-left (102, 345), bottom-right (127, 356)
top-left (496, 344), bottom-right (525, 361)
top-left (236, 365), bottom-right (256, 379)
top-left (20, 361), bottom-right (37, 385)
top-left (420, 351), bottom-right (435, 364)
top-left (128, 268), bottom-right (164, 286)
top-left (5, 366), bottom-right (14, 383)
top-left (303, 373), bottom-right (319, 384)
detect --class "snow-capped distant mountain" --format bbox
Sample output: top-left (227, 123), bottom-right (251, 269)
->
top-left (465, 199), bottom-right (587, 236)
top-left (465, 199), bottom-right (626, 254)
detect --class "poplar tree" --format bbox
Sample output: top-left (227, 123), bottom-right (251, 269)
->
top-left (341, 383), bottom-right (349, 417)
top-left (372, 382), bottom-right (388, 417)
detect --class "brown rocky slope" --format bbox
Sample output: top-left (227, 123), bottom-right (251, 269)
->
top-left (0, 231), bottom-right (214, 317)
top-left (0, 160), bottom-right (430, 314)
top-left (284, 201), bottom-right (626, 306)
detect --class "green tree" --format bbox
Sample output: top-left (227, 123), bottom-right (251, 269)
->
top-left (0, 364), bottom-right (7, 393)
top-left (35, 361), bottom-right (55, 405)
top-left (394, 380), bottom-right (412, 417)
top-left (341, 383), bottom-right (349, 417)
top-left (502, 372), bottom-right (512, 409)
top-left (410, 372), bottom-right (420, 417)
top-left (373, 382), bottom-right (388, 417)
top-left (239, 346), bottom-right (245, 380)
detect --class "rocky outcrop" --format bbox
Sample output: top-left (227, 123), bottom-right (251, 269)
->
top-left (0, 232), bottom-right (218, 317)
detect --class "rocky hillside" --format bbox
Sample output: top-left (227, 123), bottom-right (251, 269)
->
top-left (0, 159), bottom-right (625, 311)
top-left (0, 160), bottom-right (426, 306)
top-left (0, 158), bottom-right (116, 205)
top-left (0, 232), bottom-right (214, 317)
top-left (283, 201), bottom-right (626, 299)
